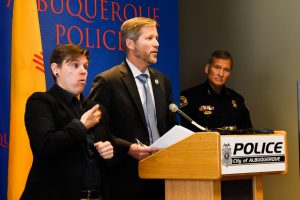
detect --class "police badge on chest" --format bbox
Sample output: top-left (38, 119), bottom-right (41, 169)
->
top-left (199, 105), bottom-right (214, 115)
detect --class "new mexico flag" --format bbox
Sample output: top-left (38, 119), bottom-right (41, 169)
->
top-left (8, 0), bottom-right (46, 199)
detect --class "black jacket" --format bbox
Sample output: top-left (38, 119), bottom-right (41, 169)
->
top-left (89, 61), bottom-right (176, 200)
top-left (21, 84), bottom-right (114, 200)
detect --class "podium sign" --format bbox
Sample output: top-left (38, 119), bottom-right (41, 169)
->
top-left (139, 131), bottom-right (288, 200)
top-left (221, 134), bottom-right (286, 175)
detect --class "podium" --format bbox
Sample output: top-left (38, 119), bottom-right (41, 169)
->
top-left (138, 131), bottom-right (288, 200)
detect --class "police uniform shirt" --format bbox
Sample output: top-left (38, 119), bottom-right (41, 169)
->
top-left (180, 81), bottom-right (252, 132)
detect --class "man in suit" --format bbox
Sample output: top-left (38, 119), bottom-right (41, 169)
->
top-left (89, 17), bottom-right (176, 200)
top-left (21, 44), bottom-right (114, 200)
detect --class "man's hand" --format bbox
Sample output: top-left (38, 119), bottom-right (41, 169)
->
top-left (150, 147), bottom-right (161, 154)
top-left (128, 143), bottom-right (152, 161)
top-left (80, 104), bottom-right (101, 129)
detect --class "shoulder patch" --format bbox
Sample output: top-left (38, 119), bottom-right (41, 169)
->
top-left (180, 96), bottom-right (188, 108)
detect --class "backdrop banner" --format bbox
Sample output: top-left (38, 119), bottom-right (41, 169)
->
top-left (37, 0), bottom-right (180, 97)
top-left (1, 0), bottom-right (179, 199)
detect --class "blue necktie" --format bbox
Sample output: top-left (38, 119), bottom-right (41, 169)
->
top-left (136, 74), bottom-right (160, 144)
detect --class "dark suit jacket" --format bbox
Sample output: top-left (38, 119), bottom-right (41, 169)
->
top-left (89, 61), bottom-right (176, 200)
top-left (21, 84), bottom-right (113, 200)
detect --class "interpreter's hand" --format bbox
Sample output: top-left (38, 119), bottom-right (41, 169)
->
top-left (94, 141), bottom-right (114, 159)
top-left (80, 104), bottom-right (101, 129)
top-left (128, 143), bottom-right (152, 161)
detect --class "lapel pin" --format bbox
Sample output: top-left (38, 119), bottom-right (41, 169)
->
top-left (155, 79), bottom-right (159, 84)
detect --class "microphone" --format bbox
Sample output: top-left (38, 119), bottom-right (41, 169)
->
top-left (169, 103), bottom-right (207, 131)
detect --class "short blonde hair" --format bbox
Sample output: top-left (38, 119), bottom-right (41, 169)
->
top-left (121, 17), bottom-right (157, 51)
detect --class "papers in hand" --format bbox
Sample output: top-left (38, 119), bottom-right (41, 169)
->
top-left (150, 125), bottom-right (194, 148)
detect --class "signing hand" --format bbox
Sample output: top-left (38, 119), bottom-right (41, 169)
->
top-left (80, 104), bottom-right (101, 129)
top-left (94, 141), bottom-right (114, 159)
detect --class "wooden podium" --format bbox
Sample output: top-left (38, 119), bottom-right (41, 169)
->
top-left (138, 131), bottom-right (288, 200)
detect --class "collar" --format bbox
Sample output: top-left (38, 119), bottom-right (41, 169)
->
top-left (126, 58), bottom-right (150, 78)
top-left (205, 80), bottom-right (229, 96)
top-left (55, 84), bottom-right (84, 105)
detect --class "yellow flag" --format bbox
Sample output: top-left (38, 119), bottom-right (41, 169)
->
top-left (8, 0), bottom-right (46, 199)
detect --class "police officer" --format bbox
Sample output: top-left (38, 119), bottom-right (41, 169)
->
top-left (180, 50), bottom-right (253, 200)
top-left (180, 50), bottom-right (252, 132)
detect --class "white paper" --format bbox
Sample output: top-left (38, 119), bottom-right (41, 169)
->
top-left (150, 125), bottom-right (194, 148)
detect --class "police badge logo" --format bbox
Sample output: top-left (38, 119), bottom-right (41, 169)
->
top-left (222, 143), bottom-right (232, 167)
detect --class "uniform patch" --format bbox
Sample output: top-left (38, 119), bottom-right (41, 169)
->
top-left (232, 100), bottom-right (237, 108)
top-left (180, 96), bottom-right (188, 108)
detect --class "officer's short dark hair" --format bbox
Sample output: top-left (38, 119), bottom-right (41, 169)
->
top-left (208, 50), bottom-right (233, 67)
